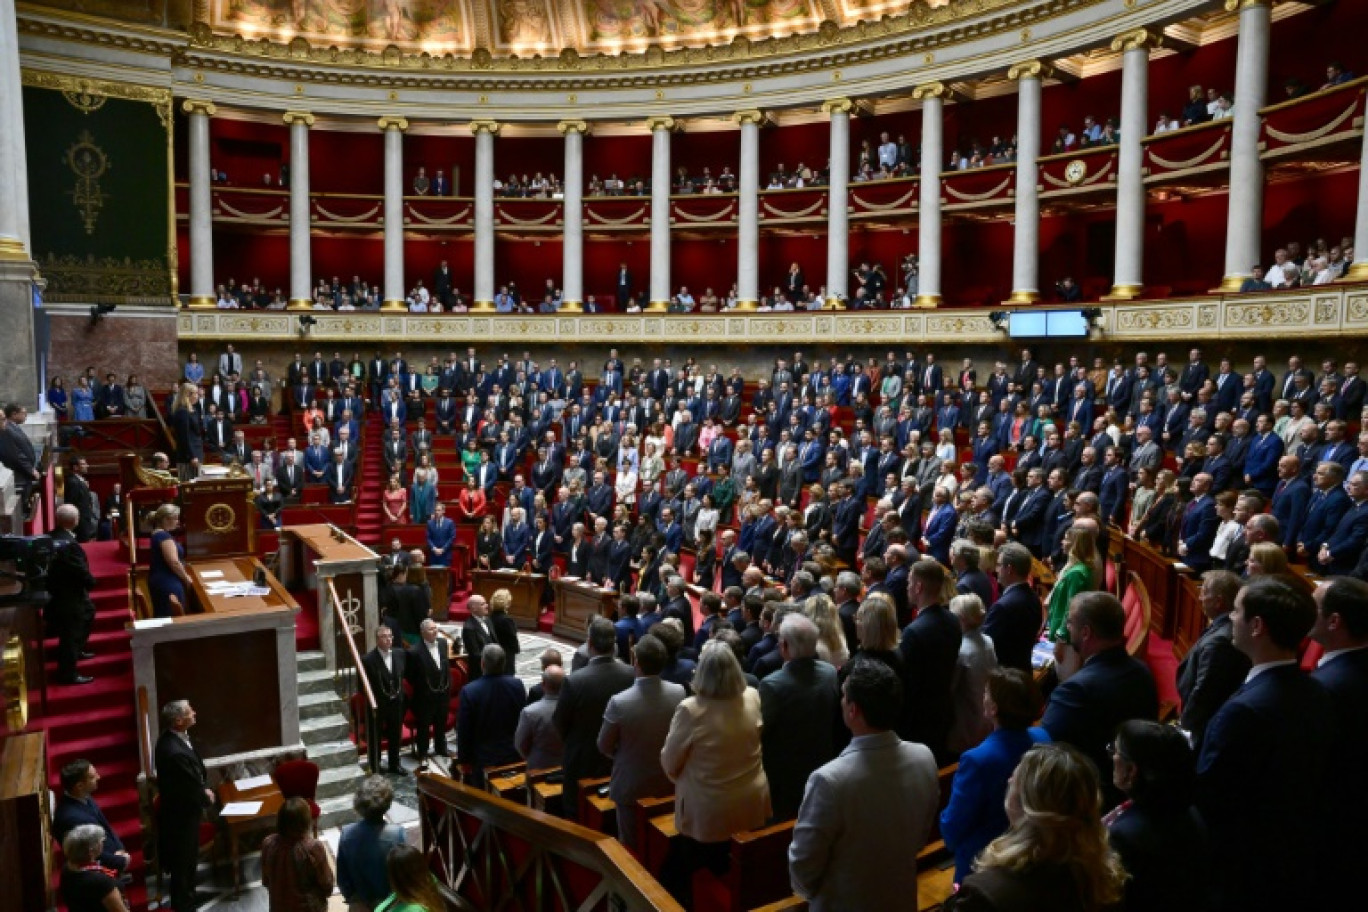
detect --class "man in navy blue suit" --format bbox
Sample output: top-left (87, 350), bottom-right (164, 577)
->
top-left (1270, 454), bottom-right (1311, 549)
top-left (1196, 577), bottom-right (1332, 912)
top-left (501, 507), bottom-right (531, 567)
top-left (1296, 461), bottom-right (1350, 570)
top-left (1315, 469), bottom-right (1368, 575)
top-left (984, 543), bottom-right (1043, 673)
top-left (920, 486), bottom-right (957, 566)
top-left (1010, 468), bottom-right (1050, 558)
top-left (457, 644), bottom-right (526, 787)
top-left (898, 559), bottom-right (962, 763)
top-left (1040, 591), bottom-right (1158, 809)
top-left (1310, 577), bottom-right (1368, 898)
top-left (53, 760), bottom-right (130, 873)
top-left (830, 482), bottom-right (863, 566)
top-left (1243, 414), bottom-right (1283, 496)
top-left (1177, 473), bottom-right (1220, 573)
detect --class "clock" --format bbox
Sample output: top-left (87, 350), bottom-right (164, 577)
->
top-left (206, 504), bottom-right (237, 534)
top-left (1064, 159), bottom-right (1088, 185)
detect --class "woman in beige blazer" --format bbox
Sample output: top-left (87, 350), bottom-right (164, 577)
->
top-left (659, 640), bottom-right (771, 904)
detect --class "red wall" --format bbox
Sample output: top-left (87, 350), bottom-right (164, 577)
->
top-left (675, 129), bottom-right (739, 179)
top-left (584, 239), bottom-right (650, 303)
top-left (311, 131), bottom-right (385, 195)
top-left (405, 133), bottom-right (474, 195)
top-left (585, 134), bottom-right (651, 183)
top-left (209, 118), bottom-right (289, 187)
top-left (312, 235), bottom-right (384, 288)
top-left (213, 232), bottom-right (290, 291)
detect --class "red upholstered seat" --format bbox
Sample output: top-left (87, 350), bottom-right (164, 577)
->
top-left (274, 760), bottom-right (321, 820)
top-left (1121, 572), bottom-right (1150, 657)
top-left (1300, 638), bottom-right (1324, 672)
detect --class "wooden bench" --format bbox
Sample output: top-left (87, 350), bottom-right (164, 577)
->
top-left (577, 776), bottom-right (616, 836)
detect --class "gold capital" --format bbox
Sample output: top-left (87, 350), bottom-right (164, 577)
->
top-left (733, 110), bottom-right (767, 126)
top-left (468, 119), bottom-right (500, 136)
top-left (1224, 0), bottom-right (1270, 11)
top-left (1007, 60), bottom-right (1052, 82)
top-left (557, 120), bottom-right (589, 135)
top-left (821, 98), bottom-right (854, 116)
top-left (645, 116), bottom-right (677, 133)
top-left (1110, 28), bottom-right (1161, 53)
top-left (282, 111), bottom-right (316, 127)
top-left (377, 116), bottom-right (409, 132)
top-left (181, 99), bottom-right (217, 117)
top-left (912, 82), bottom-right (947, 101)
top-left (0, 237), bottom-right (31, 262)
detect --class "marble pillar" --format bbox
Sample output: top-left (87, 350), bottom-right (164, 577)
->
top-left (913, 83), bottom-right (946, 308)
top-left (823, 99), bottom-right (852, 308)
top-left (284, 111), bottom-right (315, 310)
top-left (0, 0), bottom-right (30, 257)
top-left (1109, 30), bottom-right (1157, 299)
top-left (1007, 61), bottom-right (1047, 304)
top-left (1219, 0), bottom-right (1272, 291)
top-left (647, 116), bottom-right (675, 312)
top-left (378, 116), bottom-right (409, 311)
top-left (734, 110), bottom-right (764, 311)
top-left (183, 100), bottom-right (217, 308)
top-left (1347, 98), bottom-right (1368, 282)
top-left (470, 120), bottom-right (499, 312)
top-left (559, 120), bottom-right (588, 312)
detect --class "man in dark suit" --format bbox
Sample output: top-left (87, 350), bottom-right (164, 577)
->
top-left (460, 595), bottom-right (497, 681)
top-left (323, 450), bottom-right (355, 504)
top-left (897, 560), bottom-right (963, 763)
top-left (1297, 461), bottom-right (1350, 569)
top-left (830, 482), bottom-right (863, 566)
top-left (48, 505), bottom-right (97, 685)
top-left (64, 458), bottom-right (99, 542)
top-left (615, 263), bottom-right (632, 308)
top-left (983, 543), bottom-right (1042, 673)
top-left (1175, 570), bottom-right (1249, 751)
top-left (1177, 473), bottom-right (1220, 574)
top-left (53, 759), bottom-right (130, 873)
top-left (1314, 469), bottom-right (1368, 575)
top-left (760, 614), bottom-right (843, 820)
top-left (361, 625), bottom-right (408, 774)
top-left (154, 701), bottom-right (215, 911)
top-left (456, 644), bottom-right (526, 787)
top-left (1310, 577), bottom-right (1368, 899)
top-left (407, 619), bottom-right (454, 765)
top-left (553, 618), bottom-right (634, 819)
top-left (1041, 592), bottom-right (1158, 809)
top-left (1196, 577), bottom-right (1333, 912)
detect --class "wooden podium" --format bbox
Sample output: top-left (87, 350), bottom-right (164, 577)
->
top-left (471, 570), bottom-right (545, 629)
top-left (278, 525), bottom-right (381, 671)
top-left (180, 476), bottom-right (256, 560)
top-left (552, 579), bottom-right (619, 641)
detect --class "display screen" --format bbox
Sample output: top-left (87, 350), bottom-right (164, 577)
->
top-left (1008, 310), bottom-right (1090, 338)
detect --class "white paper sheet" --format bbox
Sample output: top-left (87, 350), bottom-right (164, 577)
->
top-left (234, 774), bottom-right (274, 791)
top-left (133, 618), bottom-right (173, 629)
top-left (199, 570), bottom-right (225, 579)
top-left (220, 801), bottom-right (264, 817)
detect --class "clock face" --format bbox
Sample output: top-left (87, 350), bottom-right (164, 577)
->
top-left (1065, 160), bottom-right (1088, 184)
top-left (206, 504), bottom-right (236, 534)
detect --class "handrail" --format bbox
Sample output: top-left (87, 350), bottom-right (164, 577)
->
top-left (146, 394), bottom-right (177, 455)
top-left (136, 685), bottom-right (153, 776)
top-left (327, 578), bottom-right (377, 712)
top-left (418, 774), bottom-right (684, 912)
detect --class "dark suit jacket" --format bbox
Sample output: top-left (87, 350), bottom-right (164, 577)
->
top-left (982, 583), bottom-right (1042, 673)
top-left (1107, 802), bottom-right (1212, 912)
top-left (759, 656), bottom-right (844, 820)
top-left (456, 673), bottom-right (526, 772)
top-left (153, 730), bottom-right (212, 842)
top-left (1175, 614), bottom-right (1249, 750)
top-left (406, 637), bottom-right (453, 709)
top-left (461, 616), bottom-right (497, 680)
top-left (898, 604), bottom-right (963, 762)
top-left (53, 794), bottom-right (126, 869)
top-left (1196, 665), bottom-right (1333, 911)
top-left (552, 654), bottom-right (634, 814)
top-left (361, 647), bottom-right (408, 718)
top-left (1041, 645), bottom-right (1158, 807)
top-left (1312, 648), bottom-right (1368, 896)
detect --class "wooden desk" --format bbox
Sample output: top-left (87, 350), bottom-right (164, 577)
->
top-left (218, 779), bottom-right (285, 894)
top-left (471, 570), bottom-right (545, 629)
top-left (279, 524), bottom-right (381, 669)
top-left (552, 579), bottom-right (619, 641)
top-left (188, 557), bottom-right (298, 615)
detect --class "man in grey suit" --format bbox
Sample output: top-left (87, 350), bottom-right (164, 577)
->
top-left (759, 615), bottom-right (843, 821)
top-left (553, 617), bottom-right (635, 820)
top-left (597, 634), bottom-right (686, 848)
top-left (1128, 425), bottom-right (1162, 478)
top-left (514, 665), bottom-right (566, 772)
top-left (789, 656), bottom-right (939, 911)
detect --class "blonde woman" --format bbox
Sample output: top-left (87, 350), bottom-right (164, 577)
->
top-left (148, 504), bottom-right (194, 617)
top-left (947, 594), bottom-right (998, 755)
top-left (944, 743), bottom-right (1126, 911)
top-left (639, 441), bottom-right (665, 489)
top-left (804, 593), bottom-right (849, 667)
top-left (1245, 541), bottom-right (1289, 576)
top-left (1044, 524), bottom-right (1098, 642)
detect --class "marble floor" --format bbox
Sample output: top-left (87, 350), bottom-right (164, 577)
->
top-left (167, 626), bottom-right (575, 911)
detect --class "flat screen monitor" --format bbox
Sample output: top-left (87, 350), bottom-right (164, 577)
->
top-left (1007, 310), bottom-right (1090, 338)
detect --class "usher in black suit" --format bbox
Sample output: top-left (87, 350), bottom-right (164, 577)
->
top-left (154, 727), bottom-right (214, 911)
top-left (361, 645), bottom-right (408, 772)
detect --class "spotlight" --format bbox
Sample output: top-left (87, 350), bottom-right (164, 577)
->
top-left (89, 303), bottom-right (116, 321)
top-left (297, 315), bottom-right (318, 333)
top-left (988, 310), bottom-right (1009, 331)
top-left (1081, 307), bottom-right (1103, 328)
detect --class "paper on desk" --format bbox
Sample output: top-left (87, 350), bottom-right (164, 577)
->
top-left (133, 618), bottom-right (173, 629)
top-left (200, 570), bottom-right (225, 579)
top-left (223, 586), bottom-right (272, 598)
top-left (220, 801), bottom-right (263, 816)
top-left (234, 774), bottom-right (274, 791)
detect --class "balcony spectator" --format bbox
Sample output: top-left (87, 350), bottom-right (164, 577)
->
top-left (1182, 84), bottom-right (1210, 126)
top-left (1211, 92), bottom-right (1234, 120)
top-left (412, 166), bottom-right (429, 195)
top-left (1322, 61), bottom-right (1354, 90)
top-left (1153, 111), bottom-right (1179, 133)
top-left (1239, 265), bottom-right (1272, 293)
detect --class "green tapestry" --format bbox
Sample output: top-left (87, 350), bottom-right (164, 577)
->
top-left (21, 73), bottom-right (174, 303)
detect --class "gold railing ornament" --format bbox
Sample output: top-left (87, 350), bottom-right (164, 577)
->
top-left (3, 634), bottom-right (28, 732)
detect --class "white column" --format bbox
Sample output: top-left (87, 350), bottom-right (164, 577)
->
top-left (559, 120), bottom-right (587, 312)
top-left (913, 83), bottom-right (946, 307)
top-left (1220, 0), bottom-right (1272, 290)
top-left (0, 0), bottom-right (30, 260)
top-left (647, 116), bottom-right (674, 312)
top-left (1109, 31), bottom-right (1156, 299)
top-left (378, 116), bottom-right (409, 311)
top-left (1347, 103), bottom-right (1368, 281)
top-left (470, 120), bottom-right (499, 311)
top-left (183, 100), bottom-right (217, 308)
top-left (284, 111), bottom-right (315, 310)
top-left (735, 109), bottom-right (764, 311)
top-left (1008, 61), bottom-right (1048, 304)
top-left (823, 99), bottom-right (852, 308)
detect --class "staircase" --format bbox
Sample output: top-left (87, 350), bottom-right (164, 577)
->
top-left (353, 412), bottom-right (386, 549)
top-left (295, 650), bottom-right (364, 829)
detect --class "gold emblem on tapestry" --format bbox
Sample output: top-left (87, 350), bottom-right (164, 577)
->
top-left (66, 131), bottom-right (111, 235)
top-left (62, 81), bottom-right (108, 115)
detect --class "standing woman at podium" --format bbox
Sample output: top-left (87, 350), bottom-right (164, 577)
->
top-left (170, 383), bottom-right (204, 478)
top-left (149, 504), bottom-right (193, 617)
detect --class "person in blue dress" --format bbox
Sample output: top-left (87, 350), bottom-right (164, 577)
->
top-left (72, 377), bottom-right (95, 422)
top-left (184, 353), bottom-right (204, 384)
top-left (47, 377), bottom-right (69, 420)
top-left (148, 504), bottom-right (194, 617)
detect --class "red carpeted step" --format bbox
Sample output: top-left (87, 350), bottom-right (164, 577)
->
top-left (50, 730), bottom-right (140, 769)
top-left (45, 649), bottom-right (131, 679)
top-left (42, 628), bottom-right (130, 657)
top-left (40, 703), bottom-right (135, 742)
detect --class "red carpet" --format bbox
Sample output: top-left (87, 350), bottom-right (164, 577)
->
top-left (1145, 632), bottom-right (1181, 708)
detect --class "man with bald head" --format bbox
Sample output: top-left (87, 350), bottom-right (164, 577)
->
top-left (49, 504), bottom-right (96, 685)
top-left (1178, 473), bottom-right (1220, 574)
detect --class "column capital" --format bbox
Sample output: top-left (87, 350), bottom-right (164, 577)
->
top-left (821, 98), bottom-right (854, 116)
top-left (645, 115), bottom-right (677, 133)
top-left (912, 82), bottom-right (947, 101)
top-left (469, 119), bottom-right (501, 135)
top-left (282, 110), bottom-right (316, 127)
top-left (181, 99), bottom-right (217, 117)
top-left (1224, 0), bottom-right (1269, 11)
top-left (733, 109), bottom-right (768, 127)
top-left (1110, 28), bottom-right (1162, 53)
top-left (1007, 59), bottom-right (1053, 82)
top-left (557, 120), bottom-right (590, 135)
top-left (377, 115), bottom-right (409, 132)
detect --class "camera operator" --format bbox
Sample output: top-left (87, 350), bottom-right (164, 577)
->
top-left (49, 505), bottom-right (97, 685)
top-left (1056, 276), bottom-right (1082, 303)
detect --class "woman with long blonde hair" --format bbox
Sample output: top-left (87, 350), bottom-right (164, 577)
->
top-left (945, 743), bottom-right (1127, 911)
top-left (803, 593), bottom-right (849, 668)
top-left (1044, 523), bottom-right (1099, 642)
